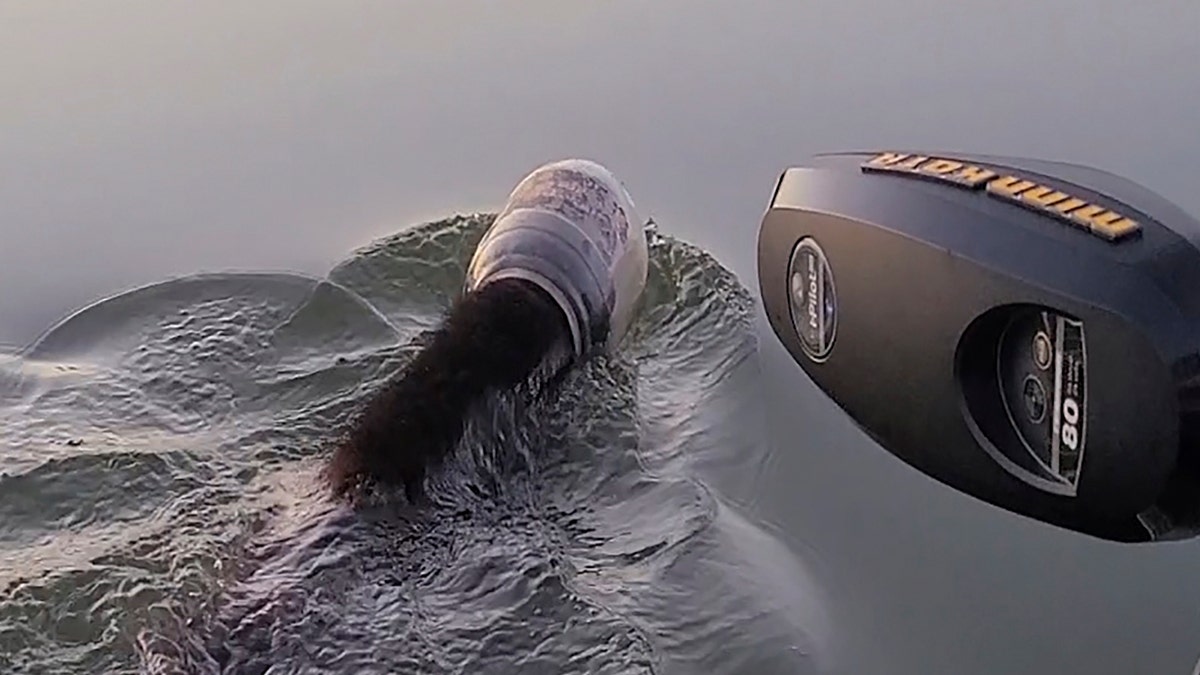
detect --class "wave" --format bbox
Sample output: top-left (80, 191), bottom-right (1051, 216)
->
top-left (0, 215), bottom-right (831, 674)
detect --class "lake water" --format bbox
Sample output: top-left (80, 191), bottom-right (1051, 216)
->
top-left (3, 2), bottom-right (1200, 673)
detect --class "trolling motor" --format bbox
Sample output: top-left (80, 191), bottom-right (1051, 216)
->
top-left (757, 151), bottom-right (1200, 543)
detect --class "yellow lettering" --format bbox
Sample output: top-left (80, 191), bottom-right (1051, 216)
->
top-left (1070, 206), bottom-right (1140, 240)
top-left (986, 175), bottom-right (1037, 197)
top-left (1049, 197), bottom-right (1088, 215)
top-left (921, 159), bottom-right (963, 175)
top-left (1065, 204), bottom-right (1108, 231)
top-left (954, 165), bottom-right (997, 187)
top-left (866, 152), bottom-right (911, 167)
top-left (894, 155), bottom-right (930, 171)
top-left (858, 151), bottom-right (1142, 242)
top-left (1093, 215), bottom-right (1140, 240)
top-left (1018, 186), bottom-right (1070, 208)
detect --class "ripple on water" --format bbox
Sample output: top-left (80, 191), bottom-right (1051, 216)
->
top-left (1, 216), bottom-right (830, 674)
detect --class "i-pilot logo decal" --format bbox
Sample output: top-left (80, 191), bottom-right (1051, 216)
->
top-left (787, 237), bottom-right (837, 362)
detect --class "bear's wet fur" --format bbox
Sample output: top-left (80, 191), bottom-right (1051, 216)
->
top-left (326, 277), bottom-right (572, 503)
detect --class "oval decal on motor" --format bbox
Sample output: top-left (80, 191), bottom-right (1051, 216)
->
top-left (787, 237), bottom-right (838, 362)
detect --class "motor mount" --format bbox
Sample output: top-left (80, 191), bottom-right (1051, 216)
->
top-left (757, 150), bottom-right (1200, 543)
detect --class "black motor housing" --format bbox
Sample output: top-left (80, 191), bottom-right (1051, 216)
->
top-left (757, 150), bottom-right (1200, 543)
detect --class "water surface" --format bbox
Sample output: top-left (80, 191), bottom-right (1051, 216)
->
top-left (0, 217), bottom-right (831, 673)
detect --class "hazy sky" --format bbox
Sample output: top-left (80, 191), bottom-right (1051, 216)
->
top-left (2, 0), bottom-right (1197, 348)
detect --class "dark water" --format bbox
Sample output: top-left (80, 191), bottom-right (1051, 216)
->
top-left (0, 217), bottom-right (831, 674)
